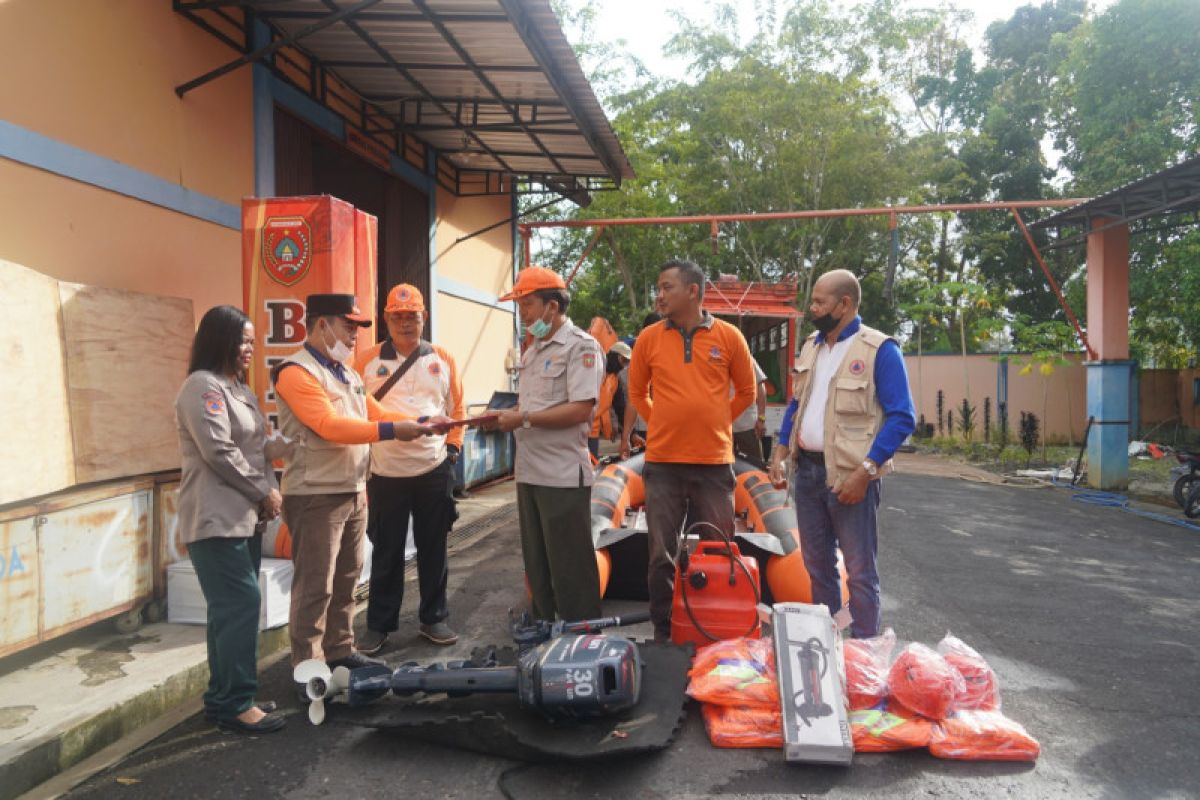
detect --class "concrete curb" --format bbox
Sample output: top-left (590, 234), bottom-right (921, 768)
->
top-left (3, 626), bottom-right (290, 800)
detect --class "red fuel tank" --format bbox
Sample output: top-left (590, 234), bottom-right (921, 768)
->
top-left (671, 541), bottom-right (762, 647)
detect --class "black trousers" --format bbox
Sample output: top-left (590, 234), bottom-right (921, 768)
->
top-left (365, 458), bottom-right (457, 632)
top-left (642, 462), bottom-right (736, 639)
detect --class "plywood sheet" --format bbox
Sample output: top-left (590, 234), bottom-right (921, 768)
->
top-left (0, 260), bottom-right (74, 505)
top-left (59, 283), bottom-right (192, 483)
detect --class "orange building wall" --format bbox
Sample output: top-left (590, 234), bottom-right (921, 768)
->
top-left (433, 189), bottom-right (515, 296)
top-left (433, 189), bottom-right (516, 404)
top-left (0, 159), bottom-right (242, 317)
top-left (0, 0), bottom-right (253, 205)
top-left (0, 0), bottom-right (252, 317)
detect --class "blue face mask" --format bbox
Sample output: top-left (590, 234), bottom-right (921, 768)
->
top-left (522, 307), bottom-right (554, 339)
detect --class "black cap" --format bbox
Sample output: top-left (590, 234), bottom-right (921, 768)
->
top-left (305, 293), bottom-right (372, 327)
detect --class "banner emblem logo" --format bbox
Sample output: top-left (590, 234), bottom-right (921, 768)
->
top-left (262, 217), bottom-right (312, 286)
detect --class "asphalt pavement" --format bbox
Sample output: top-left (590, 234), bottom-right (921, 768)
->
top-left (56, 473), bottom-right (1200, 800)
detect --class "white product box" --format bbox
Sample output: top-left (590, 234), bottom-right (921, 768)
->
top-left (167, 557), bottom-right (294, 630)
top-left (772, 602), bottom-right (853, 765)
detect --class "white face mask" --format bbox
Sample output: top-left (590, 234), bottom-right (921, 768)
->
top-left (322, 321), bottom-right (354, 363)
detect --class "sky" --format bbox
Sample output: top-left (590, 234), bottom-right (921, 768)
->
top-left (585, 0), bottom-right (1115, 82)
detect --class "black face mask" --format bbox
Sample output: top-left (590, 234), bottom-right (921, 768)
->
top-left (811, 310), bottom-right (841, 335)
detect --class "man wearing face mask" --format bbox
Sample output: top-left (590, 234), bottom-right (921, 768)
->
top-left (767, 270), bottom-right (915, 639)
top-left (492, 267), bottom-right (604, 622)
top-left (272, 294), bottom-right (445, 680)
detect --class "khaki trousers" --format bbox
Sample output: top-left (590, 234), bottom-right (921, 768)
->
top-left (283, 491), bottom-right (366, 665)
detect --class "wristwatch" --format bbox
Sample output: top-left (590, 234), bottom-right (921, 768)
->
top-left (861, 459), bottom-right (878, 478)
top-left (522, 410), bottom-right (532, 429)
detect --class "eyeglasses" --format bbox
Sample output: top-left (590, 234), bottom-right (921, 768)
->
top-left (386, 312), bottom-right (422, 323)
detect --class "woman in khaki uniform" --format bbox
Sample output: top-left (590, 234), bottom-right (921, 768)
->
top-left (175, 305), bottom-right (288, 734)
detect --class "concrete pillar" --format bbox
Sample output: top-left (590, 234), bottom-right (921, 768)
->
top-left (1085, 217), bottom-right (1132, 490)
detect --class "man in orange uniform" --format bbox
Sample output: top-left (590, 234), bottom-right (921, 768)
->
top-left (353, 284), bottom-right (465, 651)
top-left (273, 294), bottom-right (443, 676)
top-left (628, 260), bottom-right (757, 641)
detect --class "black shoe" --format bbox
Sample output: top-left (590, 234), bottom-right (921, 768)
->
top-left (328, 651), bottom-right (385, 670)
top-left (217, 712), bottom-right (286, 734)
top-left (204, 701), bottom-right (277, 723)
top-left (358, 630), bottom-right (388, 655)
top-left (419, 622), bottom-right (459, 646)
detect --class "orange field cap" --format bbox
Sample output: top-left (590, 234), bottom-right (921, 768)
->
top-left (498, 266), bottom-right (566, 301)
top-left (385, 283), bottom-right (425, 313)
top-left (306, 293), bottom-right (372, 327)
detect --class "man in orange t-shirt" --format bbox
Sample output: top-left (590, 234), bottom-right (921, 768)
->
top-left (628, 260), bottom-right (756, 640)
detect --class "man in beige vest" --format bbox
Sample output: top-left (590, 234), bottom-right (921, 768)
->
top-left (273, 294), bottom-right (441, 676)
top-left (767, 271), bottom-right (915, 638)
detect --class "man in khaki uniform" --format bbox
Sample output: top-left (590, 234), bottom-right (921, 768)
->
top-left (493, 267), bottom-right (604, 621)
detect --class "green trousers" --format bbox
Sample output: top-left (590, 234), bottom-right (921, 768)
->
top-left (516, 483), bottom-right (601, 622)
top-left (188, 532), bottom-right (262, 720)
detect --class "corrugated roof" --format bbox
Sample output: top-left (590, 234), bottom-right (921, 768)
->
top-left (703, 278), bottom-right (801, 319)
top-left (1033, 154), bottom-right (1200, 231)
top-left (176, 0), bottom-right (633, 202)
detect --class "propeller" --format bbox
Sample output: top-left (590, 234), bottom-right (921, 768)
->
top-left (293, 659), bottom-right (351, 725)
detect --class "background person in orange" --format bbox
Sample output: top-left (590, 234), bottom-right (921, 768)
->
top-left (353, 284), bottom-right (465, 652)
top-left (587, 342), bottom-right (628, 458)
top-left (491, 266), bottom-right (604, 622)
top-left (628, 259), bottom-right (757, 641)
top-left (272, 294), bottom-right (445, 681)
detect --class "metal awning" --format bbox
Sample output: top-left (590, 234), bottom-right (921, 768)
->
top-left (174, 0), bottom-right (634, 203)
top-left (1032, 155), bottom-right (1200, 241)
top-left (704, 278), bottom-right (801, 319)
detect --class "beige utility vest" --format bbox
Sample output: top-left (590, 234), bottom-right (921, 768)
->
top-left (792, 324), bottom-right (895, 487)
top-left (276, 347), bottom-right (371, 495)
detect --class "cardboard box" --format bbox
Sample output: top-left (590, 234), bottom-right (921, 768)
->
top-left (772, 602), bottom-right (853, 764)
top-left (167, 557), bottom-right (294, 630)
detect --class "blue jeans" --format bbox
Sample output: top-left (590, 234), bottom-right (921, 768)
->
top-left (791, 457), bottom-right (882, 638)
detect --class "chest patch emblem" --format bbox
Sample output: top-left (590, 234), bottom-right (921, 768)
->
top-left (582, 352), bottom-right (596, 369)
top-left (428, 361), bottom-right (442, 376)
top-left (708, 345), bottom-right (724, 363)
top-left (376, 365), bottom-right (390, 377)
top-left (848, 359), bottom-right (866, 376)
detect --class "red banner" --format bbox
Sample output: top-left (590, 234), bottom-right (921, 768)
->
top-left (241, 195), bottom-right (378, 429)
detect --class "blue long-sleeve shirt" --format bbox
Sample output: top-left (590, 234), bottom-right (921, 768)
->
top-left (777, 316), bottom-right (916, 465)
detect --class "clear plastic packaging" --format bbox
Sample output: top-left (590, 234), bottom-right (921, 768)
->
top-left (849, 699), bottom-right (934, 752)
top-left (701, 703), bottom-right (784, 749)
top-left (687, 636), bottom-right (779, 708)
top-left (843, 627), bottom-right (896, 710)
top-left (930, 710), bottom-right (1040, 761)
top-left (937, 632), bottom-right (1000, 711)
top-left (886, 642), bottom-right (964, 720)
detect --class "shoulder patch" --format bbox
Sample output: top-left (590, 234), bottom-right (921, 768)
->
top-left (201, 389), bottom-right (225, 415)
top-left (582, 352), bottom-right (596, 369)
top-left (427, 360), bottom-right (442, 376)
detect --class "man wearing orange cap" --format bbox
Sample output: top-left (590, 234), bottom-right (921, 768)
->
top-left (272, 294), bottom-right (444, 680)
top-left (353, 284), bottom-right (465, 652)
top-left (493, 267), bottom-right (605, 621)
